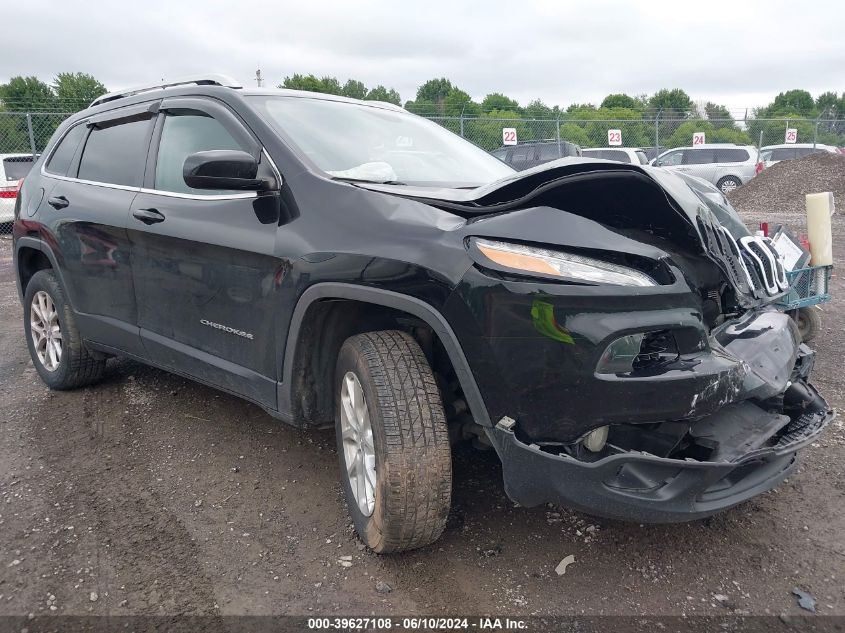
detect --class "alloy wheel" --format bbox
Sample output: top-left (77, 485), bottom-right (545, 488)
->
top-left (30, 291), bottom-right (62, 372)
top-left (340, 371), bottom-right (377, 516)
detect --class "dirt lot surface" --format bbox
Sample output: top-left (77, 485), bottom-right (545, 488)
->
top-left (1, 159), bottom-right (843, 622)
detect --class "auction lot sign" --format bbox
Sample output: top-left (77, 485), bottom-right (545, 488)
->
top-left (502, 128), bottom-right (517, 145)
top-left (607, 129), bottom-right (622, 146)
top-left (692, 132), bottom-right (706, 146)
top-left (785, 128), bottom-right (798, 143)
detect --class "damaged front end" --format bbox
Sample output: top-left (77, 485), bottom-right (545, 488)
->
top-left (360, 159), bottom-right (834, 520)
top-left (486, 309), bottom-right (833, 521)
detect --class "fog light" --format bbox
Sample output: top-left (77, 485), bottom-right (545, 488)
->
top-left (583, 426), bottom-right (609, 452)
top-left (597, 333), bottom-right (644, 374)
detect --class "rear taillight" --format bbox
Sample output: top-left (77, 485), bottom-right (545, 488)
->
top-left (0, 178), bottom-right (22, 199)
top-left (755, 161), bottom-right (764, 175)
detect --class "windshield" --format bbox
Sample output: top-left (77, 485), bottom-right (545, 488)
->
top-left (248, 96), bottom-right (514, 187)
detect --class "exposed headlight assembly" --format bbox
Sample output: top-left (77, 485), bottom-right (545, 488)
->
top-left (473, 238), bottom-right (657, 287)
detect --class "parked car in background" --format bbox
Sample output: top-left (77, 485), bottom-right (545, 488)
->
top-left (581, 147), bottom-right (648, 165)
top-left (490, 140), bottom-right (581, 170)
top-left (652, 144), bottom-right (760, 193)
top-left (0, 154), bottom-right (35, 230)
top-left (759, 143), bottom-right (839, 168)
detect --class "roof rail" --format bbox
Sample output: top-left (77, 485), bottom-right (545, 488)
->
top-left (89, 74), bottom-right (242, 108)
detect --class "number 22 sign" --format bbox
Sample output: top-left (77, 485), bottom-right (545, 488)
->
top-left (502, 128), bottom-right (517, 145)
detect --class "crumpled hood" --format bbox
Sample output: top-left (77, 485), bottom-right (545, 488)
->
top-left (353, 158), bottom-right (782, 308)
top-left (353, 158), bottom-right (738, 233)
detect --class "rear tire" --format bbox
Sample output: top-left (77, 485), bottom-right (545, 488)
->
top-left (23, 270), bottom-right (106, 389)
top-left (335, 330), bottom-right (452, 553)
top-left (793, 307), bottom-right (822, 343)
top-left (717, 176), bottom-right (741, 193)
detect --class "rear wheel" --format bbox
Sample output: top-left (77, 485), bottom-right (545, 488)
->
top-left (717, 176), bottom-right (741, 193)
top-left (23, 270), bottom-right (106, 389)
top-left (335, 330), bottom-right (452, 553)
top-left (793, 307), bottom-right (822, 343)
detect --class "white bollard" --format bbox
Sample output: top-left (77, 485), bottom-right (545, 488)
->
top-left (805, 192), bottom-right (834, 266)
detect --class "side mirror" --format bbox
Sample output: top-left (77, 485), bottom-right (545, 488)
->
top-left (183, 150), bottom-right (273, 191)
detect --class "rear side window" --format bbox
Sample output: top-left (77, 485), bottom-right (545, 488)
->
top-left (77, 119), bottom-right (151, 187)
top-left (717, 148), bottom-right (749, 162)
top-left (510, 146), bottom-right (534, 163)
top-left (771, 148), bottom-right (795, 161)
top-left (683, 149), bottom-right (716, 165)
top-left (538, 144), bottom-right (563, 160)
top-left (635, 150), bottom-right (649, 165)
top-left (581, 149), bottom-right (601, 159)
top-left (154, 112), bottom-right (246, 194)
top-left (45, 124), bottom-right (87, 176)
top-left (2, 156), bottom-right (33, 181)
top-left (601, 149), bottom-right (630, 163)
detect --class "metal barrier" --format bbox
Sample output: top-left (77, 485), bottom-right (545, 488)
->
top-left (0, 109), bottom-right (842, 159)
top-left (416, 113), bottom-right (845, 154)
top-left (0, 112), bottom-right (74, 156)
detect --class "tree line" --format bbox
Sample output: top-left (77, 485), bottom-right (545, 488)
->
top-left (1, 72), bottom-right (843, 153)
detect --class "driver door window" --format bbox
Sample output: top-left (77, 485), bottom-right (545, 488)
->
top-left (657, 150), bottom-right (683, 166)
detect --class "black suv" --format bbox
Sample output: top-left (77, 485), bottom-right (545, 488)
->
top-left (13, 76), bottom-right (832, 553)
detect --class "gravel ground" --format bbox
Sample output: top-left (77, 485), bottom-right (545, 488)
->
top-left (0, 165), bottom-right (843, 622)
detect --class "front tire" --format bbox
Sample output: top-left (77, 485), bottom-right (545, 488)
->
top-left (23, 270), bottom-right (106, 389)
top-left (335, 330), bottom-right (452, 553)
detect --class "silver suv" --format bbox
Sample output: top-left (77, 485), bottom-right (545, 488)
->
top-left (652, 144), bottom-right (760, 192)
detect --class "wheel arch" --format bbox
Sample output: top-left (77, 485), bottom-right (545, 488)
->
top-left (14, 237), bottom-right (68, 305)
top-left (278, 283), bottom-right (490, 429)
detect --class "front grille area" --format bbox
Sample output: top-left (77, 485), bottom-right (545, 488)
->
top-left (699, 214), bottom-right (787, 300)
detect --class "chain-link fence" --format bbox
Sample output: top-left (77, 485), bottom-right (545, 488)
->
top-left (0, 112), bottom-right (74, 156)
top-left (1, 109), bottom-right (843, 161)
top-left (420, 113), bottom-right (845, 156)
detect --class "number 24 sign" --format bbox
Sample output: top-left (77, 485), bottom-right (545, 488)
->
top-left (692, 132), bottom-right (706, 146)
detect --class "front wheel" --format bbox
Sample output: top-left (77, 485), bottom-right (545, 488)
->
top-left (335, 330), bottom-right (452, 553)
top-left (717, 176), bottom-right (741, 193)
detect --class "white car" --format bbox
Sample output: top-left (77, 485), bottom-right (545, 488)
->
top-left (651, 144), bottom-right (760, 193)
top-left (581, 147), bottom-right (649, 165)
top-left (759, 143), bottom-right (839, 168)
top-left (0, 154), bottom-right (35, 227)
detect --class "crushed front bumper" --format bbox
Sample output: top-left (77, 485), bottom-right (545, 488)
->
top-left (486, 384), bottom-right (833, 522)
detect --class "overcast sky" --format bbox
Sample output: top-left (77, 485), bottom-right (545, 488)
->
top-left (3, 0), bottom-right (843, 112)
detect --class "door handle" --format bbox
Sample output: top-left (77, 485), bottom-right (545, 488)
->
top-left (47, 195), bottom-right (69, 209)
top-left (132, 208), bottom-right (166, 225)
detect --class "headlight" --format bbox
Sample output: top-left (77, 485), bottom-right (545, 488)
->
top-left (473, 239), bottom-right (657, 287)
